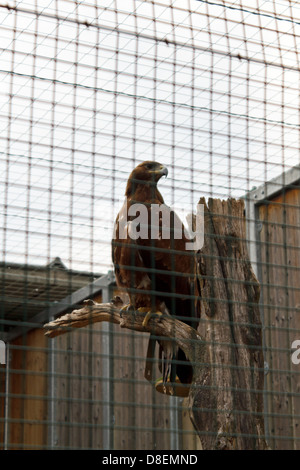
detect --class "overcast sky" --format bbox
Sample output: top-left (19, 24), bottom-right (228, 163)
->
top-left (0, 0), bottom-right (299, 273)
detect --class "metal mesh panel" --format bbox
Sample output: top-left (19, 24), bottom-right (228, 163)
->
top-left (0, 0), bottom-right (300, 450)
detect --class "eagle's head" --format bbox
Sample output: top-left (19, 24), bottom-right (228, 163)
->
top-left (125, 161), bottom-right (168, 198)
top-left (129, 160), bottom-right (168, 183)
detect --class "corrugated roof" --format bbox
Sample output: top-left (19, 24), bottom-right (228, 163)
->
top-left (0, 258), bottom-right (103, 334)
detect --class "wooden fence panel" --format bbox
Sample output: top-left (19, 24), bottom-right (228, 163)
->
top-left (8, 329), bottom-right (48, 449)
top-left (0, 364), bottom-right (5, 449)
top-left (112, 326), bottom-right (172, 450)
top-left (54, 322), bottom-right (173, 449)
top-left (258, 187), bottom-right (300, 449)
top-left (54, 325), bottom-right (104, 449)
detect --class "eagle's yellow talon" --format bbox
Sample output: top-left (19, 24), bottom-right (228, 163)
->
top-left (141, 310), bottom-right (163, 327)
top-left (120, 303), bottom-right (135, 317)
top-left (137, 307), bottom-right (149, 313)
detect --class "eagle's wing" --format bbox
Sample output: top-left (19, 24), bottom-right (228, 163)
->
top-left (112, 199), bottom-right (152, 309)
top-left (112, 198), bottom-right (200, 390)
top-left (135, 204), bottom-right (200, 386)
top-left (136, 204), bottom-right (200, 327)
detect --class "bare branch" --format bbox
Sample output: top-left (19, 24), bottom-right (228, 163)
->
top-left (43, 299), bottom-right (204, 366)
top-left (43, 300), bottom-right (121, 337)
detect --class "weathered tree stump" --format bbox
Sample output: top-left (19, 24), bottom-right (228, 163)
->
top-left (192, 197), bottom-right (268, 449)
top-left (44, 197), bottom-right (268, 450)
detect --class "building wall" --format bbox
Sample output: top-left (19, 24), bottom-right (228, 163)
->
top-left (8, 329), bottom-right (48, 449)
top-left (54, 323), bottom-right (174, 450)
top-left (258, 187), bottom-right (300, 450)
top-left (0, 364), bottom-right (5, 449)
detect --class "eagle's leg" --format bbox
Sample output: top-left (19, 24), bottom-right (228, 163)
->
top-left (138, 308), bottom-right (163, 327)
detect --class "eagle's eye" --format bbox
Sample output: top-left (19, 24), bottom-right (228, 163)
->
top-left (145, 163), bottom-right (155, 170)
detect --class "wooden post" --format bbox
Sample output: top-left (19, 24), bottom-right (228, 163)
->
top-left (190, 197), bottom-right (268, 450)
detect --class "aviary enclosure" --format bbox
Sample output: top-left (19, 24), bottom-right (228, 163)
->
top-left (0, 0), bottom-right (300, 450)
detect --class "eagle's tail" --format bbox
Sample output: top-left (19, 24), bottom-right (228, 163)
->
top-left (144, 335), bottom-right (177, 391)
top-left (145, 335), bottom-right (193, 397)
top-left (159, 339), bottom-right (178, 394)
top-left (144, 335), bottom-right (157, 382)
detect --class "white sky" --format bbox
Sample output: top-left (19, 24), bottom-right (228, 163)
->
top-left (0, 0), bottom-right (300, 273)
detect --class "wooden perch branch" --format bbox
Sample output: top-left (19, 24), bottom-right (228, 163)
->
top-left (44, 300), bottom-right (121, 338)
top-left (44, 298), bottom-right (205, 369)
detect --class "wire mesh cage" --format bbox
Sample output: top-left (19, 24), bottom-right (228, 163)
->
top-left (0, 0), bottom-right (300, 450)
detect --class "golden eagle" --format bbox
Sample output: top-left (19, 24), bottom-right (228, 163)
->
top-left (112, 161), bottom-right (200, 394)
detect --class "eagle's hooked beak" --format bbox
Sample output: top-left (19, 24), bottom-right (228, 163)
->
top-left (148, 163), bottom-right (168, 180)
top-left (157, 165), bottom-right (168, 177)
